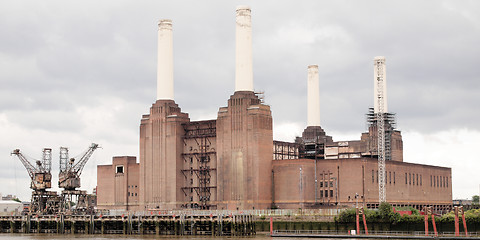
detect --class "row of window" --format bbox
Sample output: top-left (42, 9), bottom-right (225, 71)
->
top-left (405, 173), bottom-right (422, 186)
top-left (320, 190), bottom-right (334, 198)
top-left (431, 175), bottom-right (448, 188)
top-left (319, 181), bottom-right (334, 188)
top-left (372, 170), bottom-right (397, 185)
top-left (128, 192), bottom-right (137, 197)
top-left (371, 170), bottom-right (449, 188)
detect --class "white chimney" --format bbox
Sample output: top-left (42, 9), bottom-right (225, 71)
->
top-left (307, 65), bottom-right (321, 127)
top-left (157, 19), bottom-right (174, 100)
top-left (235, 6), bottom-right (254, 92)
top-left (373, 56), bottom-right (388, 113)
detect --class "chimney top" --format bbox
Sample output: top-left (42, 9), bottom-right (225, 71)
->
top-left (158, 19), bottom-right (172, 30)
top-left (236, 5), bottom-right (251, 11)
top-left (308, 65), bottom-right (318, 69)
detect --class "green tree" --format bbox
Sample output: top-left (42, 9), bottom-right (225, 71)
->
top-left (472, 195), bottom-right (479, 205)
top-left (378, 202), bottom-right (400, 223)
top-left (12, 197), bottom-right (21, 203)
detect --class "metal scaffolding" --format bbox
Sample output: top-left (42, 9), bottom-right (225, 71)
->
top-left (181, 120), bottom-right (217, 210)
top-left (273, 141), bottom-right (299, 160)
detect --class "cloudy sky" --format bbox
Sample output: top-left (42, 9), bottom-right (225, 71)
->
top-left (1, 0), bottom-right (479, 202)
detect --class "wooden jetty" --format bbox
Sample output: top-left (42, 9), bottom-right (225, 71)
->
top-left (0, 213), bottom-right (255, 236)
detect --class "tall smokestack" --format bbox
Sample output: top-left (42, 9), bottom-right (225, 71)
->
top-left (373, 56), bottom-right (388, 113)
top-left (156, 19), bottom-right (174, 100)
top-left (235, 6), bottom-right (254, 92)
top-left (307, 65), bottom-right (321, 126)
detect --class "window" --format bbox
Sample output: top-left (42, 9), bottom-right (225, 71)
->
top-left (394, 172), bottom-right (396, 184)
top-left (430, 175), bottom-right (432, 187)
top-left (330, 190), bottom-right (333, 198)
top-left (389, 172), bottom-right (391, 184)
top-left (372, 170), bottom-right (375, 183)
top-left (320, 182), bottom-right (323, 188)
top-left (190, 179), bottom-right (193, 184)
top-left (416, 174), bottom-right (419, 186)
top-left (325, 190), bottom-right (328, 198)
top-left (376, 171), bottom-right (378, 183)
top-left (437, 176), bottom-right (439, 187)
top-left (405, 173), bottom-right (407, 184)
top-left (446, 177), bottom-right (448, 187)
top-left (330, 181), bottom-right (333, 187)
top-left (116, 165), bottom-right (124, 174)
top-left (409, 173), bottom-right (411, 185)
top-left (420, 175), bottom-right (422, 186)
top-left (320, 190), bottom-right (323, 198)
top-left (412, 173), bottom-right (415, 185)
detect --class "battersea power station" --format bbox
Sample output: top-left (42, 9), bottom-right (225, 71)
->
top-left (97, 6), bottom-right (452, 212)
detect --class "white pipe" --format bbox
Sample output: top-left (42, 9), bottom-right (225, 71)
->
top-left (373, 56), bottom-right (388, 113)
top-left (157, 19), bottom-right (174, 100)
top-left (307, 65), bottom-right (321, 126)
top-left (235, 6), bottom-right (254, 92)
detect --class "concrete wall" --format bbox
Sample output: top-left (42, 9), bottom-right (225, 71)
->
top-left (272, 157), bottom-right (452, 210)
top-left (216, 91), bottom-right (273, 210)
top-left (139, 100), bottom-right (189, 210)
top-left (97, 156), bottom-right (139, 210)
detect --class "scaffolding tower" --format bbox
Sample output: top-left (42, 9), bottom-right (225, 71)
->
top-left (181, 120), bottom-right (217, 210)
top-left (366, 107), bottom-right (397, 161)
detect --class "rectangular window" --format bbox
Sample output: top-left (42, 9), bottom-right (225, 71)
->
top-left (320, 190), bottom-right (323, 198)
top-left (416, 174), bottom-right (419, 186)
top-left (320, 182), bottom-right (323, 188)
top-left (330, 190), bottom-right (333, 198)
top-left (325, 190), bottom-right (328, 198)
top-left (409, 173), bottom-right (411, 185)
top-left (405, 173), bottom-right (407, 184)
top-left (116, 165), bottom-right (124, 174)
top-left (446, 177), bottom-right (448, 187)
top-left (372, 170), bottom-right (375, 183)
top-left (431, 175), bottom-right (432, 187)
top-left (330, 181), bottom-right (333, 187)
top-left (389, 172), bottom-right (391, 184)
top-left (437, 176), bottom-right (439, 187)
top-left (412, 173), bottom-right (415, 185)
top-left (377, 171), bottom-right (378, 183)
top-left (420, 175), bottom-right (422, 186)
top-left (394, 172), bottom-right (396, 184)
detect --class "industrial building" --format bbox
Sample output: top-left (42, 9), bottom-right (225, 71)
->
top-left (97, 6), bottom-right (452, 213)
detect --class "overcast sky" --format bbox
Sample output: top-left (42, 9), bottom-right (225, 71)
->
top-left (1, 0), bottom-right (479, 202)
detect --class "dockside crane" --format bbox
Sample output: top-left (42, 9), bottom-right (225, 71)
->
top-left (58, 143), bottom-right (100, 214)
top-left (11, 148), bottom-right (61, 214)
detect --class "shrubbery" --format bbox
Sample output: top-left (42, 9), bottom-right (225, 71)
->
top-left (337, 203), bottom-right (480, 225)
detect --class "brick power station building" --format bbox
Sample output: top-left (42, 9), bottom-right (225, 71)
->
top-left (97, 6), bottom-right (452, 212)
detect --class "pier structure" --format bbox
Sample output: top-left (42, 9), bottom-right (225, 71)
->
top-left (0, 212), bottom-right (255, 236)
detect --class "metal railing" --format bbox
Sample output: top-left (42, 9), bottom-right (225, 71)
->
top-left (272, 229), bottom-right (480, 237)
top-left (98, 208), bottom-right (344, 217)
